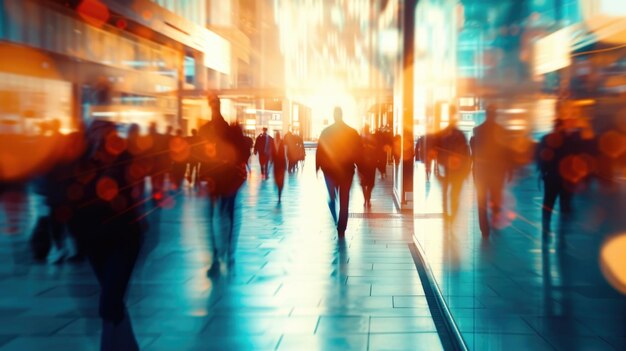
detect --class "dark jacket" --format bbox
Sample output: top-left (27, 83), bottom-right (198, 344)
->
top-left (316, 121), bottom-right (362, 182)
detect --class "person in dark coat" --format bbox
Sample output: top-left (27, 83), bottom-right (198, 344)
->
top-left (470, 105), bottom-right (510, 237)
top-left (359, 124), bottom-right (377, 208)
top-left (198, 95), bottom-right (249, 276)
top-left (284, 130), bottom-right (298, 173)
top-left (67, 120), bottom-right (144, 351)
top-left (273, 131), bottom-right (287, 203)
top-left (536, 114), bottom-right (588, 239)
top-left (435, 105), bottom-right (470, 222)
top-left (253, 127), bottom-right (274, 179)
top-left (316, 107), bottom-right (363, 238)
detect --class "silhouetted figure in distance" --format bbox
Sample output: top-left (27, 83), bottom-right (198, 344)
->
top-left (359, 124), bottom-right (377, 208)
top-left (254, 127), bottom-right (274, 180)
top-left (273, 131), bottom-right (287, 203)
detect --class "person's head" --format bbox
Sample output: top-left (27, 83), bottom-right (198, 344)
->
top-left (191, 128), bottom-right (197, 136)
top-left (149, 122), bottom-right (157, 135)
top-left (485, 104), bottom-right (497, 122)
top-left (127, 123), bottom-right (140, 139)
top-left (176, 128), bottom-right (183, 137)
top-left (333, 106), bottom-right (343, 123)
top-left (262, 127), bottom-right (268, 134)
top-left (166, 125), bottom-right (173, 135)
top-left (208, 94), bottom-right (221, 118)
top-left (275, 131), bottom-right (281, 141)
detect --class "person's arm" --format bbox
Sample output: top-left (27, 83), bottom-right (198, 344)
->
top-left (253, 136), bottom-right (259, 155)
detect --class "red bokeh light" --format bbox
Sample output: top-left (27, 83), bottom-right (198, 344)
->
top-left (77, 0), bottom-right (110, 28)
top-left (96, 177), bottom-right (118, 201)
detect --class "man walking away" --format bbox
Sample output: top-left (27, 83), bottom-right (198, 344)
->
top-left (316, 107), bottom-right (363, 239)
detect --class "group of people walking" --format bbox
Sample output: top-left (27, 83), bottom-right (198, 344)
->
top-left (10, 93), bottom-right (614, 351)
top-left (415, 102), bottom-right (608, 239)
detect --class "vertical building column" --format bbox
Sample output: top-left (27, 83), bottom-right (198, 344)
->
top-left (176, 51), bottom-right (184, 129)
top-left (401, 0), bottom-right (417, 208)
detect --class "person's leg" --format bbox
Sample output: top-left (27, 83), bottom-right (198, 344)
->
top-left (542, 179), bottom-right (559, 236)
top-left (441, 176), bottom-right (450, 218)
top-left (224, 194), bottom-right (238, 266)
top-left (276, 173), bottom-right (284, 202)
top-left (324, 174), bottom-right (338, 224)
top-left (98, 235), bottom-right (141, 351)
top-left (489, 175), bottom-right (505, 227)
top-left (475, 177), bottom-right (489, 236)
top-left (450, 176), bottom-right (463, 220)
top-left (337, 177), bottom-right (353, 236)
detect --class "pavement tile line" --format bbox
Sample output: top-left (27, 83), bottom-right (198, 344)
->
top-left (409, 239), bottom-right (468, 351)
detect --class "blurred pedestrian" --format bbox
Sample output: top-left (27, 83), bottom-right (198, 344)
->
top-left (199, 95), bottom-right (249, 276)
top-left (536, 113), bottom-right (588, 239)
top-left (359, 124), bottom-right (376, 208)
top-left (415, 133), bottom-right (437, 182)
top-left (316, 106), bottom-right (362, 238)
top-left (273, 131), bottom-right (286, 203)
top-left (284, 129), bottom-right (298, 173)
top-left (470, 105), bottom-right (510, 237)
top-left (67, 120), bottom-right (143, 351)
top-left (254, 127), bottom-right (273, 180)
top-left (435, 105), bottom-right (470, 222)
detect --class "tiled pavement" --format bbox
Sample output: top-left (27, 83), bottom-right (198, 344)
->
top-left (0, 151), bottom-right (443, 351)
top-left (413, 163), bottom-right (626, 351)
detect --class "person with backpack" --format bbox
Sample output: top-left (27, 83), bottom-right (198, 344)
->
top-left (435, 105), bottom-right (471, 222)
top-left (198, 95), bottom-right (249, 276)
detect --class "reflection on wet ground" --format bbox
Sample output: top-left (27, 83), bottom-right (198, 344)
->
top-left (414, 163), bottom-right (626, 350)
top-left (0, 152), bottom-right (442, 351)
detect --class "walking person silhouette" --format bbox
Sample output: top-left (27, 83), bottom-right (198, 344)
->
top-left (316, 107), bottom-right (363, 238)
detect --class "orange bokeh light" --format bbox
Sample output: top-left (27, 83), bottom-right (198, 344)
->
top-left (559, 155), bottom-right (589, 184)
top-left (599, 131), bottom-right (626, 159)
top-left (600, 234), bottom-right (626, 295)
top-left (170, 137), bottom-right (190, 163)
